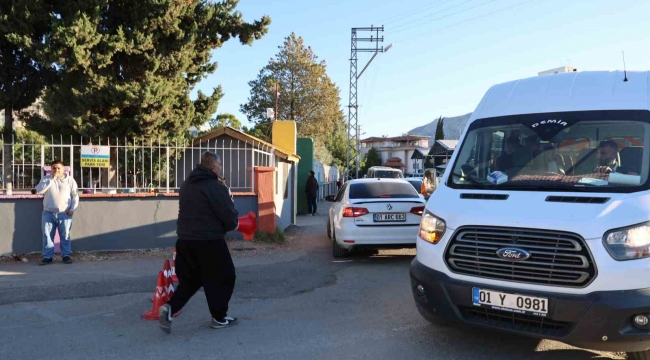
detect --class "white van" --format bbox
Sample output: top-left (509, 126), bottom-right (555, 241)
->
top-left (366, 166), bottom-right (403, 179)
top-left (411, 71), bottom-right (650, 358)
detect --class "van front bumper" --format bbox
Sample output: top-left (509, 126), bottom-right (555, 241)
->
top-left (410, 258), bottom-right (650, 353)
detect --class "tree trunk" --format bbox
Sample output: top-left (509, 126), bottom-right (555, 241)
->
top-left (2, 105), bottom-right (13, 195)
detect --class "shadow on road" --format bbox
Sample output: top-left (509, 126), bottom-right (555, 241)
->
top-left (420, 323), bottom-right (622, 359)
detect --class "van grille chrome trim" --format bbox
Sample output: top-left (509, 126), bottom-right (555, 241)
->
top-left (444, 226), bottom-right (596, 287)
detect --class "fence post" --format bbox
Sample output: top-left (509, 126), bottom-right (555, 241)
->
top-left (40, 145), bottom-right (45, 179)
top-left (166, 145), bottom-right (170, 193)
top-left (251, 147), bottom-right (255, 193)
top-left (69, 144), bottom-right (74, 179)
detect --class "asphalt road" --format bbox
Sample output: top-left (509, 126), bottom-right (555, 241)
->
top-left (0, 216), bottom-right (623, 360)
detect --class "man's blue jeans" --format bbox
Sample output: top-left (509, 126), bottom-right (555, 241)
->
top-left (42, 211), bottom-right (73, 259)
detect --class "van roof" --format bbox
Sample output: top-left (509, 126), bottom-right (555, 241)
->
top-left (471, 71), bottom-right (650, 123)
top-left (369, 166), bottom-right (400, 171)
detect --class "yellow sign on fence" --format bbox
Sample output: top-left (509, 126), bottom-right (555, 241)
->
top-left (81, 145), bottom-right (111, 168)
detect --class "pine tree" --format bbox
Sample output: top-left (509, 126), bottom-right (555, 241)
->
top-left (25, 0), bottom-right (270, 140)
top-left (434, 116), bottom-right (445, 167)
top-left (240, 33), bottom-right (346, 163)
top-left (0, 0), bottom-right (56, 193)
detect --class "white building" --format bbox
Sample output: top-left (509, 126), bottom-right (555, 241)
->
top-left (538, 66), bottom-right (577, 76)
top-left (360, 135), bottom-right (430, 175)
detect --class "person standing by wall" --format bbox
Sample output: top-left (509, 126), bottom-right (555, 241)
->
top-left (35, 160), bottom-right (79, 265)
top-left (159, 151), bottom-right (239, 334)
top-left (305, 170), bottom-right (319, 216)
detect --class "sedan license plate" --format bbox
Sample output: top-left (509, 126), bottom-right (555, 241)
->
top-left (472, 288), bottom-right (548, 317)
top-left (373, 213), bottom-right (406, 222)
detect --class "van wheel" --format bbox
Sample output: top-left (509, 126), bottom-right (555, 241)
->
top-left (332, 232), bottom-right (348, 258)
top-left (327, 218), bottom-right (332, 240)
top-left (628, 350), bottom-right (650, 360)
top-left (415, 302), bottom-right (451, 327)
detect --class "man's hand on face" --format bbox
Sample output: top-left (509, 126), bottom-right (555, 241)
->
top-left (52, 165), bottom-right (64, 179)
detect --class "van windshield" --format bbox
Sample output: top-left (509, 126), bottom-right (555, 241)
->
top-left (372, 170), bottom-right (402, 178)
top-left (448, 111), bottom-right (650, 193)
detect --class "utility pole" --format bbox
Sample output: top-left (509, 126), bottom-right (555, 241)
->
top-left (347, 26), bottom-right (388, 180)
top-left (274, 83), bottom-right (279, 121)
top-left (356, 124), bottom-right (365, 178)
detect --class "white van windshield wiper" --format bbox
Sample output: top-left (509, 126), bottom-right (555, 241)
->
top-left (450, 172), bottom-right (487, 189)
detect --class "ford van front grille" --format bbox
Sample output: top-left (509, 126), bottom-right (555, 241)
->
top-left (444, 226), bottom-right (596, 287)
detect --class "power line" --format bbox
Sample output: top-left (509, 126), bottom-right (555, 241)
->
top-left (379, 0), bottom-right (454, 25)
top-left (391, 0), bottom-right (501, 34)
top-left (392, 0), bottom-right (537, 44)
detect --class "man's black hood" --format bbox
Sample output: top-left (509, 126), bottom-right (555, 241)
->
top-left (187, 165), bottom-right (218, 183)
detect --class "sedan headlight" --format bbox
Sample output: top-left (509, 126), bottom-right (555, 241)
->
top-left (419, 210), bottom-right (446, 244)
top-left (604, 222), bottom-right (650, 261)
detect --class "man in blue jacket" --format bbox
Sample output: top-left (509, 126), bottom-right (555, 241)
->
top-left (159, 151), bottom-right (239, 334)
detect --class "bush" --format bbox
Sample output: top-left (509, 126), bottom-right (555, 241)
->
top-left (253, 228), bottom-right (286, 244)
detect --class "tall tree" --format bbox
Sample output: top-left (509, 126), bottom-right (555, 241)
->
top-left (0, 0), bottom-right (56, 193)
top-left (26, 0), bottom-right (270, 140)
top-left (434, 116), bottom-right (445, 167)
top-left (361, 147), bottom-right (382, 176)
top-left (434, 116), bottom-right (445, 142)
top-left (208, 113), bottom-right (243, 131)
top-left (240, 32), bottom-right (345, 146)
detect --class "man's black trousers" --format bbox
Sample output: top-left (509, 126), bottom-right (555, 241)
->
top-left (167, 239), bottom-right (236, 320)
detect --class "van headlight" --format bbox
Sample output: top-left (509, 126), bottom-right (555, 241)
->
top-left (604, 222), bottom-right (650, 261)
top-left (419, 210), bottom-right (446, 244)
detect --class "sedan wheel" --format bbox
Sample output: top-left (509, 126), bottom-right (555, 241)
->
top-left (332, 230), bottom-right (348, 258)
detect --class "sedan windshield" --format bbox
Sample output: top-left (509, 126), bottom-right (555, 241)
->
top-left (449, 111), bottom-right (650, 193)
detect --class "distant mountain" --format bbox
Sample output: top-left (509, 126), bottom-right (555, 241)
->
top-left (408, 113), bottom-right (472, 140)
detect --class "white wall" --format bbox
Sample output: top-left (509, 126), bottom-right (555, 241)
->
top-left (273, 157), bottom-right (295, 231)
top-left (313, 159), bottom-right (339, 183)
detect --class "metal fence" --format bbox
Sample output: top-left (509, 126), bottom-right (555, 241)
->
top-left (0, 134), bottom-right (275, 194)
top-left (318, 181), bottom-right (338, 202)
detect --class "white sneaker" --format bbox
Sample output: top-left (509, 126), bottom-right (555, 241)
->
top-left (210, 316), bottom-right (238, 329)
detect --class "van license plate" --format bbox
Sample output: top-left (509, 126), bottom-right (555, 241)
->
top-left (472, 288), bottom-right (548, 317)
top-left (373, 213), bottom-right (406, 222)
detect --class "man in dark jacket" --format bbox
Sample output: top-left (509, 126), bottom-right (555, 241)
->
top-left (305, 171), bottom-right (319, 216)
top-left (159, 151), bottom-right (239, 334)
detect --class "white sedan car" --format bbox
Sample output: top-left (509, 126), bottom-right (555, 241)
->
top-left (326, 178), bottom-right (426, 258)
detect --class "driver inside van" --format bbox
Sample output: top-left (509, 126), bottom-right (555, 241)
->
top-left (595, 140), bottom-right (638, 175)
top-left (496, 137), bottom-right (520, 172)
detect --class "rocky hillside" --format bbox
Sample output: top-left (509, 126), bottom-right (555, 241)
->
top-left (408, 113), bottom-right (472, 140)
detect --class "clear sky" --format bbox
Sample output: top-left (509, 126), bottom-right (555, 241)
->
top-left (192, 0), bottom-right (650, 137)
